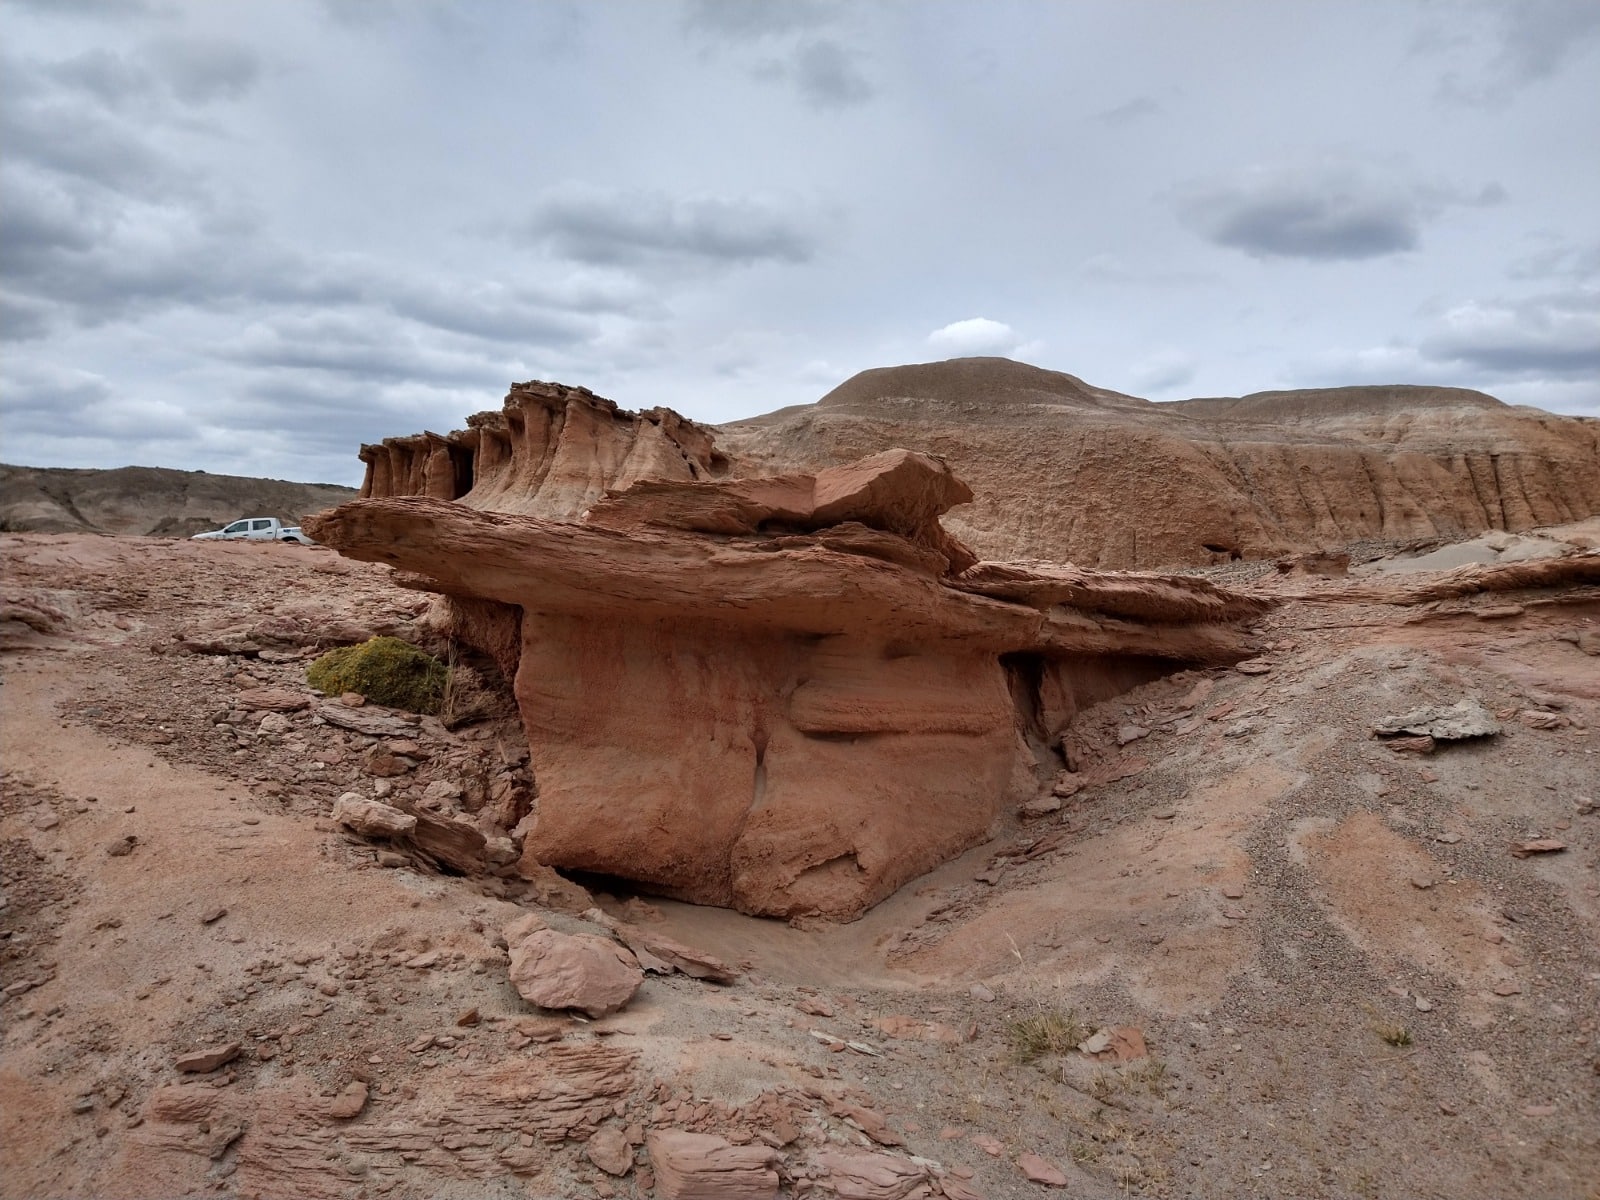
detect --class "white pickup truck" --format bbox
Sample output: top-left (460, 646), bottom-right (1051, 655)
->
top-left (191, 517), bottom-right (315, 545)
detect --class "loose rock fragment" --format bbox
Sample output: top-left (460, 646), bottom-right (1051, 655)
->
top-left (332, 793), bottom-right (416, 838)
top-left (586, 1126), bottom-right (634, 1177)
top-left (316, 702), bottom-right (419, 738)
top-left (235, 687), bottom-right (309, 712)
top-left (1509, 839), bottom-right (1566, 858)
top-left (1017, 1152), bottom-right (1069, 1187)
top-left (1519, 710), bottom-right (1567, 730)
top-left (174, 1042), bottom-right (241, 1074)
top-left (326, 1081), bottom-right (368, 1120)
top-left (869, 1016), bottom-right (966, 1045)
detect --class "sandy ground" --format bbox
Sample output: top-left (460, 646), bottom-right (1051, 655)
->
top-left (2, 533), bottom-right (1597, 1200)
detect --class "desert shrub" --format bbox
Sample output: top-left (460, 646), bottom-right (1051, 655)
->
top-left (307, 636), bottom-right (447, 714)
top-left (1007, 1007), bottom-right (1085, 1064)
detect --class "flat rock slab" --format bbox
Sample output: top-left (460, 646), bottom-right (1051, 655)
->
top-left (235, 687), bottom-right (310, 711)
top-left (174, 1042), bottom-right (241, 1074)
top-left (1374, 698), bottom-right (1500, 741)
top-left (583, 908), bottom-right (739, 984)
top-left (815, 1149), bottom-right (930, 1199)
top-left (1017, 1152), bottom-right (1069, 1187)
top-left (648, 1130), bottom-right (779, 1200)
top-left (315, 702), bottom-right (419, 737)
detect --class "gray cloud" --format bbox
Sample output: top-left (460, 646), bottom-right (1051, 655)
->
top-left (1177, 166), bottom-right (1420, 260)
top-left (3, 0), bottom-right (155, 15)
top-left (0, 360), bottom-right (113, 431)
top-left (227, 315), bottom-right (483, 386)
top-left (384, 284), bottom-right (601, 346)
top-left (1174, 164), bottom-right (1502, 262)
top-left (1416, 1), bottom-right (1600, 105)
top-left (683, 0), bottom-right (837, 41)
top-left (144, 36), bottom-right (262, 104)
top-left (683, 0), bottom-right (872, 108)
top-left (1494, 2), bottom-right (1600, 83)
top-left (1422, 289), bottom-right (1600, 377)
top-left (47, 48), bottom-right (158, 107)
top-left (1507, 239), bottom-right (1600, 282)
top-left (523, 183), bottom-right (822, 268)
top-left (787, 38), bottom-right (873, 107)
top-left (0, 293), bottom-right (56, 342)
top-left (0, 63), bottom-right (190, 201)
top-left (1126, 350), bottom-right (1197, 395)
top-left (1095, 96), bottom-right (1161, 126)
top-left (0, 359), bottom-right (197, 444)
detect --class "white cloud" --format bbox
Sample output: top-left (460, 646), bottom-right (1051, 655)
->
top-left (926, 317), bottom-right (1024, 357)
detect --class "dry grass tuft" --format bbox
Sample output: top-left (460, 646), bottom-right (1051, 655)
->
top-left (1008, 1007), bottom-right (1085, 1063)
top-left (1374, 1021), bottom-right (1412, 1047)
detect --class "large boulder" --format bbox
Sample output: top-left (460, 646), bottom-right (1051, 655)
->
top-left (310, 432), bottom-right (1272, 920)
top-left (506, 926), bottom-right (643, 1018)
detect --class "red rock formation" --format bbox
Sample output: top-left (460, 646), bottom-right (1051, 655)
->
top-left (352, 362), bottom-right (1600, 571)
top-left (358, 380), bottom-right (725, 516)
top-left (308, 451), bottom-right (1269, 920)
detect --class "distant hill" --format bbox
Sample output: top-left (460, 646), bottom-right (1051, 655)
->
top-left (0, 464), bottom-right (357, 537)
top-left (714, 358), bottom-right (1600, 568)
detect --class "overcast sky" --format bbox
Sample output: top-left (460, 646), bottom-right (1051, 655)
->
top-left (3, 0), bottom-right (1597, 485)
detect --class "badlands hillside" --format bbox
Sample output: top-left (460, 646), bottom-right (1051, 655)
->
top-left (2, 360), bottom-right (1599, 1200)
top-left (718, 358), bottom-right (1600, 568)
top-left (0, 463), bottom-right (356, 538)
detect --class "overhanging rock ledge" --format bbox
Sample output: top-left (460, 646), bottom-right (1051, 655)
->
top-left (307, 446), bottom-right (1272, 920)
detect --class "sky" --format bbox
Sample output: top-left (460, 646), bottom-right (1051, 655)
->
top-left (2, 0), bottom-right (1597, 487)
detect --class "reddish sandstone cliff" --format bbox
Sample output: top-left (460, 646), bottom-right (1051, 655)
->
top-left (359, 380), bottom-right (725, 515)
top-left (310, 451), bottom-right (1269, 919)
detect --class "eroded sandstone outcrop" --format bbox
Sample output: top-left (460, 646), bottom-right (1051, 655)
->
top-left (308, 449), bottom-right (1269, 919)
top-left (352, 362), bottom-right (1600, 571)
top-left (358, 379), bottom-right (725, 515)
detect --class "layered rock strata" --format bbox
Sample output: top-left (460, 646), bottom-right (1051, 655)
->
top-left (355, 362), bottom-right (1600, 571)
top-left (309, 450), bottom-right (1269, 920)
top-left (718, 359), bottom-right (1600, 568)
top-left (358, 379), bottom-right (725, 516)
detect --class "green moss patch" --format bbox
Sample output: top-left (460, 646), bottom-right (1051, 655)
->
top-left (307, 636), bottom-right (447, 714)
